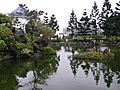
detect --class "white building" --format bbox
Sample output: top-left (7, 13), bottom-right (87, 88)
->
top-left (9, 6), bottom-right (28, 33)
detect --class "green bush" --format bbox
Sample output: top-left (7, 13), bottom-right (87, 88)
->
top-left (74, 52), bottom-right (114, 60)
top-left (91, 35), bottom-right (106, 40)
top-left (70, 36), bottom-right (92, 42)
top-left (15, 42), bottom-right (33, 58)
top-left (0, 40), bottom-right (7, 52)
top-left (107, 36), bottom-right (120, 41)
top-left (42, 47), bottom-right (56, 55)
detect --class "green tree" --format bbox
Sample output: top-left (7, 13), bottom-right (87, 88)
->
top-left (78, 9), bottom-right (91, 35)
top-left (90, 1), bottom-right (99, 35)
top-left (49, 14), bottom-right (59, 32)
top-left (23, 4), bottom-right (44, 38)
top-left (0, 25), bottom-right (16, 55)
top-left (115, 1), bottom-right (120, 15)
top-left (18, 4), bottom-right (44, 20)
top-left (67, 10), bottom-right (78, 37)
top-left (98, 0), bottom-right (113, 30)
top-left (0, 13), bottom-right (12, 24)
top-left (103, 14), bottom-right (120, 36)
top-left (43, 13), bottom-right (49, 25)
top-left (26, 19), bottom-right (42, 37)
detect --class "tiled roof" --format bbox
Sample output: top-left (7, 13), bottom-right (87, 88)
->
top-left (10, 7), bottom-right (27, 18)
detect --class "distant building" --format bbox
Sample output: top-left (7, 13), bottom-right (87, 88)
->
top-left (63, 28), bottom-right (72, 36)
top-left (9, 6), bottom-right (27, 18)
top-left (9, 6), bottom-right (28, 33)
top-left (63, 24), bottom-right (104, 37)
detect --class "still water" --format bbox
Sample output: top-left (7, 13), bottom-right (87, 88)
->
top-left (0, 46), bottom-right (120, 90)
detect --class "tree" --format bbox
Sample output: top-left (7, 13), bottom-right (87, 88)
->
top-left (67, 10), bottom-right (78, 37)
top-left (18, 4), bottom-right (44, 20)
top-left (43, 13), bottom-right (49, 25)
top-left (103, 14), bottom-right (120, 36)
top-left (98, 0), bottom-right (113, 30)
top-left (0, 25), bottom-right (16, 55)
top-left (49, 14), bottom-right (59, 32)
top-left (90, 1), bottom-right (99, 35)
top-left (115, 1), bottom-right (120, 15)
top-left (39, 26), bottom-right (55, 39)
top-left (78, 9), bottom-right (91, 35)
top-left (0, 13), bottom-right (12, 24)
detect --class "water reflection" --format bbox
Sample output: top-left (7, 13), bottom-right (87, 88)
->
top-left (69, 46), bottom-right (120, 88)
top-left (0, 46), bottom-right (120, 90)
top-left (0, 55), bottom-right (59, 90)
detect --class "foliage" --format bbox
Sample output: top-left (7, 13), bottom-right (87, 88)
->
top-left (0, 13), bottom-right (12, 24)
top-left (78, 9), bottom-right (91, 35)
top-left (70, 36), bottom-right (93, 42)
top-left (70, 37), bottom-right (89, 42)
top-left (115, 1), bottom-right (120, 15)
top-left (42, 47), bottom-right (56, 55)
top-left (90, 1), bottom-right (99, 35)
top-left (26, 18), bottom-right (55, 40)
top-left (107, 36), bottom-right (120, 41)
top-left (15, 42), bottom-right (33, 58)
top-left (103, 14), bottom-right (120, 36)
top-left (67, 10), bottom-right (78, 37)
top-left (40, 26), bottom-right (55, 39)
top-left (26, 19), bottom-right (41, 36)
top-left (74, 52), bottom-right (114, 60)
top-left (43, 13), bottom-right (49, 25)
top-left (49, 14), bottom-right (59, 32)
top-left (0, 40), bottom-right (7, 52)
top-left (90, 34), bottom-right (106, 40)
top-left (78, 46), bottom-right (87, 52)
top-left (0, 25), bottom-right (16, 54)
top-left (98, 0), bottom-right (113, 29)
top-left (0, 5), bottom-right (57, 59)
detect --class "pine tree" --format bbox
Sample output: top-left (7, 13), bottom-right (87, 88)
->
top-left (78, 9), bottom-right (91, 35)
top-left (90, 1), bottom-right (99, 35)
top-left (43, 13), bottom-right (49, 25)
top-left (104, 14), bottom-right (120, 36)
top-left (67, 10), bottom-right (78, 37)
top-left (98, 0), bottom-right (113, 30)
top-left (49, 14), bottom-right (59, 32)
top-left (115, 1), bottom-right (120, 15)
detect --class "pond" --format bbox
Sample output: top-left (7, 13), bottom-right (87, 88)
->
top-left (0, 46), bottom-right (120, 90)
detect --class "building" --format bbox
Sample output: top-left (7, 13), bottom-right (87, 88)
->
top-left (9, 6), bottom-right (28, 33)
top-left (63, 28), bottom-right (72, 36)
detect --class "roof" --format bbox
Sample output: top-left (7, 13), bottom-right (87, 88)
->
top-left (10, 7), bottom-right (27, 18)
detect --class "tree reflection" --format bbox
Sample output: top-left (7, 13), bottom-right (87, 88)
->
top-left (0, 55), bottom-right (59, 90)
top-left (69, 47), bottom-right (120, 88)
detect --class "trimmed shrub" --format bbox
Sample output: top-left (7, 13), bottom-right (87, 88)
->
top-left (74, 52), bottom-right (114, 60)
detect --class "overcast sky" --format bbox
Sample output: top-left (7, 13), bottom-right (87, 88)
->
top-left (0, 0), bottom-right (119, 31)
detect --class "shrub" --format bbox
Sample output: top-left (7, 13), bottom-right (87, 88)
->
top-left (42, 47), bottom-right (56, 55)
top-left (74, 52), bottom-right (114, 60)
top-left (15, 42), bottom-right (33, 58)
top-left (107, 36), bottom-right (120, 41)
top-left (0, 40), bottom-right (7, 52)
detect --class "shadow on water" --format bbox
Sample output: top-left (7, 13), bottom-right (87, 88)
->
top-left (0, 46), bottom-right (120, 90)
top-left (0, 55), bottom-right (59, 90)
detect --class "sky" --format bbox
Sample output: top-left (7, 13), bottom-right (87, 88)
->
top-left (0, 0), bottom-right (119, 32)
